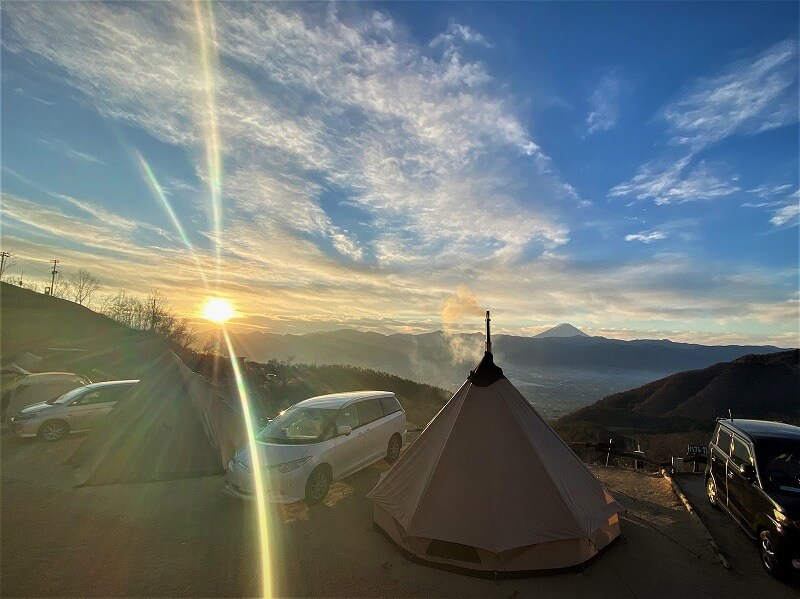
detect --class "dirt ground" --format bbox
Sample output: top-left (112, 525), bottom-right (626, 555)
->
top-left (2, 434), bottom-right (797, 598)
top-left (674, 473), bottom-right (800, 594)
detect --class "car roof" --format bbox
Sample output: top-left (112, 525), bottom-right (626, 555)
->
top-left (718, 419), bottom-right (800, 442)
top-left (85, 379), bottom-right (140, 389)
top-left (294, 390), bottom-right (395, 409)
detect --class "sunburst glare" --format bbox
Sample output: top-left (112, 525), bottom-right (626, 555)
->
top-left (201, 297), bottom-right (235, 323)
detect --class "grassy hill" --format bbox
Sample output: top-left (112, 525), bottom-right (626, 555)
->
top-left (1, 283), bottom-right (170, 378)
top-left (557, 350), bottom-right (799, 436)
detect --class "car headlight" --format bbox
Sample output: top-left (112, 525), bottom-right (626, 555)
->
top-left (271, 456), bottom-right (311, 473)
top-left (13, 412), bottom-right (38, 420)
top-left (775, 510), bottom-right (790, 525)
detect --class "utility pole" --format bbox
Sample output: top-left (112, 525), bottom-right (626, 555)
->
top-left (0, 251), bottom-right (10, 278)
top-left (49, 260), bottom-right (59, 296)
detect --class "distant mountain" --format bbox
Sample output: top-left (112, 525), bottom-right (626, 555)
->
top-left (220, 327), bottom-right (790, 418)
top-left (533, 323), bottom-right (589, 338)
top-left (557, 350), bottom-right (800, 433)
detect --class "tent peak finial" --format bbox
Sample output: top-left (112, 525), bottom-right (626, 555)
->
top-left (485, 310), bottom-right (491, 353)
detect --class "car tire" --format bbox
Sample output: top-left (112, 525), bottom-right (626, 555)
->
top-left (706, 476), bottom-right (720, 509)
top-left (760, 531), bottom-right (789, 579)
top-left (38, 420), bottom-right (69, 442)
top-left (386, 434), bottom-right (402, 464)
top-left (305, 466), bottom-right (331, 505)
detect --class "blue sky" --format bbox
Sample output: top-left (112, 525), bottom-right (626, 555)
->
top-left (1, 1), bottom-right (798, 345)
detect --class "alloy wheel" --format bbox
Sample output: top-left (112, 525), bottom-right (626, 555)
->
top-left (388, 436), bottom-right (401, 461)
top-left (41, 422), bottom-right (65, 441)
top-left (761, 535), bottom-right (780, 575)
top-left (308, 470), bottom-right (329, 502)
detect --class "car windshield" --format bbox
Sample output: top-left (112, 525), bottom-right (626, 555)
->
top-left (257, 406), bottom-right (337, 444)
top-left (47, 386), bottom-right (88, 405)
top-left (757, 438), bottom-right (800, 494)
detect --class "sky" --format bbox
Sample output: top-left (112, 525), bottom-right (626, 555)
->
top-left (1, 1), bottom-right (798, 346)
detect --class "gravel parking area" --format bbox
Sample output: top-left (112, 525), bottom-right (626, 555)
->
top-left (2, 435), bottom-right (793, 598)
top-left (673, 473), bottom-right (799, 595)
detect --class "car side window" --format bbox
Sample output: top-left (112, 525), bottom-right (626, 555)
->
top-left (357, 399), bottom-right (384, 426)
top-left (74, 388), bottom-right (121, 406)
top-left (730, 436), bottom-right (752, 468)
top-left (72, 391), bottom-right (98, 406)
top-left (335, 406), bottom-right (359, 429)
top-left (380, 396), bottom-right (402, 415)
top-left (716, 428), bottom-right (732, 455)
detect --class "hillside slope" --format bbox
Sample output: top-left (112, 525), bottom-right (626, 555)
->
top-left (558, 350), bottom-right (800, 433)
top-left (0, 283), bottom-right (169, 377)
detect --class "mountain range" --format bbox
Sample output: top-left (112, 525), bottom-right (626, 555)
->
top-left (222, 326), bottom-right (789, 418)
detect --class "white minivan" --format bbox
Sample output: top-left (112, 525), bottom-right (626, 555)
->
top-left (225, 391), bottom-right (406, 504)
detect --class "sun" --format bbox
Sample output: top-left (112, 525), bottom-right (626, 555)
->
top-left (201, 297), bottom-right (235, 323)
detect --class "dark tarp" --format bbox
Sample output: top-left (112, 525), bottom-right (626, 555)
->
top-left (67, 351), bottom-right (253, 487)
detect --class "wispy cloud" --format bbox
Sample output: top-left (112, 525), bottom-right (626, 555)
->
top-left (36, 138), bottom-right (104, 165)
top-left (430, 23), bottom-right (493, 50)
top-left (663, 38), bottom-right (798, 151)
top-left (742, 185), bottom-right (799, 228)
top-left (610, 156), bottom-right (740, 204)
top-left (585, 70), bottom-right (625, 136)
top-left (747, 183), bottom-right (793, 198)
top-left (611, 39), bottom-right (797, 207)
top-left (13, 86), bottom-right (55, 106)
top-left (624, 230), bottom-right (667, 243)
top-left (769, 190), bottom-right (800, 227)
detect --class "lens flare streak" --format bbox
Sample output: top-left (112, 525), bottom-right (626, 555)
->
top-left (135, 150), bottom-right (210, 290)
top-left (192, 0), bottom-right (223, 283)
top-left (223, 328), bottom-right (272, 599)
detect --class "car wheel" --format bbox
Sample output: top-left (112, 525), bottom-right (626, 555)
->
top-left (386, 434), bottom-right (402, 464)
top-left (38, 420), bottom-right (68, 442)
top-left (305, 466), bottom-right (331, 505)
top-left (760, 531), bottom-right (788, 579)
top-left (706, 476), bottom-right (720, 509)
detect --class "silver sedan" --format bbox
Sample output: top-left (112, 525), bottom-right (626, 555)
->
top-left (9, 380), bottom-right (139, 441)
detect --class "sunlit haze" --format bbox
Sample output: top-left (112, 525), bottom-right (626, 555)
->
top-left (1, 3), bottom-right (797, 346)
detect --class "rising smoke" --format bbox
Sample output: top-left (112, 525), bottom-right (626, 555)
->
top-left (441, 285), bottom-right (486, 365)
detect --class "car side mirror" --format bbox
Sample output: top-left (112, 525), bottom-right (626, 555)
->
top-left (740, 463), bottom-right (756, 480)
top-left (336, 425), bottom-right (352, 437)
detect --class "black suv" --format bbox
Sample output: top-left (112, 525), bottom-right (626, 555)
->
top-left (706, 419), bottom-right (800, 578)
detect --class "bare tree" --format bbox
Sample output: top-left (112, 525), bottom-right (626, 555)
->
top-left (99, 288), bottom-right (196, 349)
top-left (100, 291), bottom-right (143, 328)
top-left (69, 268), bottom-right (101, 306)
top-left (51, 274), bottom-right (71, 299)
